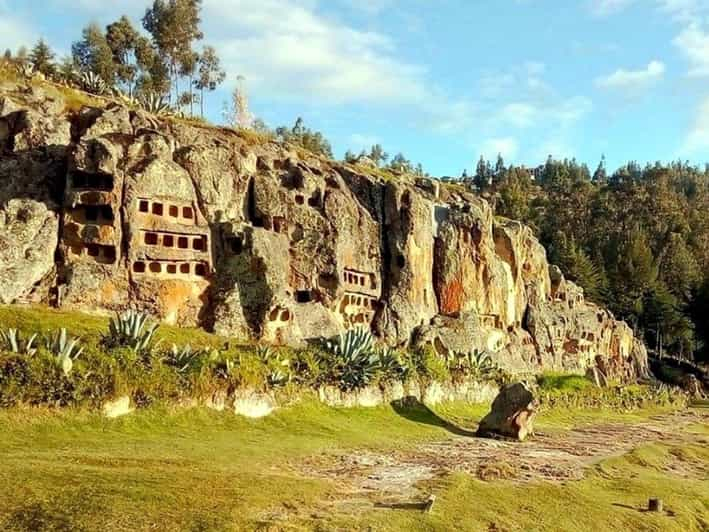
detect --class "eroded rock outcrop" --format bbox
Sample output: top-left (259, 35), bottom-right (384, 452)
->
top-left (0, 84), bottom-right (648, 380)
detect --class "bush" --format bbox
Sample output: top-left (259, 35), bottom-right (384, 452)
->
top-left (537, 372), bottom-right (594, 392)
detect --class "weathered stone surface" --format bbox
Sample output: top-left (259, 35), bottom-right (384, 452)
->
top-left (0, 84), bottom-right (650, 380)
top-left (476, 382), bottom-right (536, 441)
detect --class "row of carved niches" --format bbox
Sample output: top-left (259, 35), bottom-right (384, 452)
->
top-left (141, 230), bottom-right (207, 252)
top-left (66, 243), bottom-right (117, 264)
top-left (132, 260), bottom-right (208, 278)
top-left (137, 198), bottom-right (196, 225)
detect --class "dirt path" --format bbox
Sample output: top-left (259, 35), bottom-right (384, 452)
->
top-left (296, 409), bottom-right (709, 510)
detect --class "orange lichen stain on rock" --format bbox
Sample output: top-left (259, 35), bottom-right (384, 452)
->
top-left (439, 276), bottom-right (464, 316)
top-left (99, 280), bottom-right (120, 304)
top-left (157, 280), bottom-right (207, 324)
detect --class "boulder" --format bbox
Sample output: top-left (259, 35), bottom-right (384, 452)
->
top-left (476, 382), bottom-right (536, 441)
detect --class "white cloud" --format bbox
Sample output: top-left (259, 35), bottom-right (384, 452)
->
top-left (682, 96), bottom-right (709, 155)
top-left (674, 23), bottom-right (709, 77)
top-left (595, 60), bottom-right (666, 89)
top-left (205, 0), bottom-right (430, 106)
top-left (479, 137), bottom-right (519, 160)
top-left (499, 103), bottom-right (538, 128)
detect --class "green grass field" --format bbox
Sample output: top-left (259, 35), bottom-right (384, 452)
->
top-left (0, 401), bottom-right (707, 531)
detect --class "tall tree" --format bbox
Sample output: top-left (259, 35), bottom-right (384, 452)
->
top-left (368, 144), bottom-right (388, 167)
top-left (143, 0), bottom-right (204, 102)
top-left (493, 153), bottom-right (506, 186)
top-left (29, 38), bottom-right (56, 76)
top-left (592, 155), bottom-right (607, 184)
top-left (106, 15), bottom-right (155, 97)
top-left (193, 45), bottom-right (225, 117)
top-left (72, 24), bottom-right (116, 84)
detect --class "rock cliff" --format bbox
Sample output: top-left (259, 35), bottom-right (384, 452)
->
top-left (0, 82), bottom-right (648, 380)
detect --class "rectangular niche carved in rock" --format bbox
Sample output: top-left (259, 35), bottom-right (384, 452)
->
top-left (228, 235), bottom-right (243, 254)
top-left (139, 230), bottom-right (208, 253)
top-left (295, 290), bottom-right (313, 303)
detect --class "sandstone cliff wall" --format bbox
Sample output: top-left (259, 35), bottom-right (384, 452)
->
top-left (0, 84), bottom-right (648, 380)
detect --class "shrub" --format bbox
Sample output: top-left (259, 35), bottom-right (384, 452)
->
top-left (139, 92), bottom-right (171, 115)
top-left (104, 310), bottom-right (159, 354)
top-left (162, 344), bottom-right (206, 374)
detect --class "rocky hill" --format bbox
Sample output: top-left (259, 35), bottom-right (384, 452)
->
top-left (0, 81), bottom-right (648, 380)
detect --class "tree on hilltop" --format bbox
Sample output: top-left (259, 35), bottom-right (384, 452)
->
top-left (72, 24), bottom-right (116, 84)
top-left (29, 39), bottom-right (56, 76)
top-left (193, 45), bottom-right (225, 117)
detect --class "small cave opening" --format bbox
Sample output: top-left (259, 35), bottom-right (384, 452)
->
top-left (228, 235), bottom-right (244, 254)
top-left (295, 290), bottom-right (313, 304)
top-left (396, 254), bottom-right (406, 269)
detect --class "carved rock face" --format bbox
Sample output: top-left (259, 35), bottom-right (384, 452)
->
top-left (0, 87), bottom-right (648, 380)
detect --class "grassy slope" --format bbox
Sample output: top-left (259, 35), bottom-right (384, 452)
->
top-left (0, 305), bottom-right (225, 348)
top-left (0, 402), bottom-right (706, 532)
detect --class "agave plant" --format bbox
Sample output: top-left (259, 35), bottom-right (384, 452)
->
top-left (111, 87), bottom-right (139, 107)
top-left (80, 71), bottom-right (108, 95)
top-left (139, 92), bottom-right (172, 115)
top-left (105, 310), bottom-right (159, 353)
top-left (378, 347), bottom-right (409, 382)
top-left (321, 328), bottom-right (380, 390)
top-left (44, 328), bottom-right (83, 376)
top-left (324, 328), bottom-right (375, 360)
top-left (163, 344), bottom-right (204, 374)
top-left (0, 328), bottom-right (38, 355)
top-left (257, 345), bottom-right (292, 387)
top-left (15, 62), bottom-right (35, 79)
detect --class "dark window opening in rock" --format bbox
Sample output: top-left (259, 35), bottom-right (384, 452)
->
top-left (195, 263), bottom-right (207, 277)
top-left (167, 264), bottom-right (177, 274)
top-left (152, 203), bottom-right (163, 216)
top-left (252, 217), bottom-right (264, 228)
top-left (101, 206), bottom-right (114, 221)
top-left (87, 244), bottom-right (99, 257)
top-left (149, 262), bottom-right (161, 273)
top-left (370, 275), bottom-right (377, 289)
top-left (307, 192), bottom-right (321, 208)
top-left (295, 194), bottom-right (305, 205)
top-left (295, 290), bottom-right (312, 303)
top-left (103, 247), bottom-right (116, 263)
top-left (180, 263), bottom-right (190, 274)
top-left (70, 245), bottom-right (82, 256)
top-left (269, 308), bottom-right (279, 321)
top-left (169, 205), bottom-right (179, 218)
top-left (163, 235), bottom-right (174, 247)
top-left (183, 206), bottom-right (194, 219)
top-left (145, 232), bottom-right (159, 245)
top-left (133, 261), bottom-right (146, 273)
top-left (72, 173), bottom-right (87, 188)
top-left (178, 237), bottom-right (189, 249)
top-left (396, 254), bottom-right (406, 268)
top-left (281, 309), bottom-right (291, 321)
top-left (273, 217), bottom-right (286, 234)
top-left (139, 200), bottom-right (149, 213)
top-left (85, 206), bottom-right (99, 222)
top-left (229, 236), bottom-right (243, 254)
top-left (192, 237), bottom-right (206, 251)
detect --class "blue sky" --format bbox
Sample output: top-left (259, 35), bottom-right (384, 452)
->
top-left (2, 0), bottom-right (709, 176)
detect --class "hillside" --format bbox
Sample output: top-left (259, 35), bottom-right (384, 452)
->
top-left (0, 75), bottom-right (648, 380)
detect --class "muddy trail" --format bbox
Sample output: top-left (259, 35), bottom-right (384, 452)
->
top-left (295, 408), bottom-right (709, 511)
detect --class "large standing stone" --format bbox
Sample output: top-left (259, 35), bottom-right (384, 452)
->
top-left (476, 382), bottom-right (537, 441)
